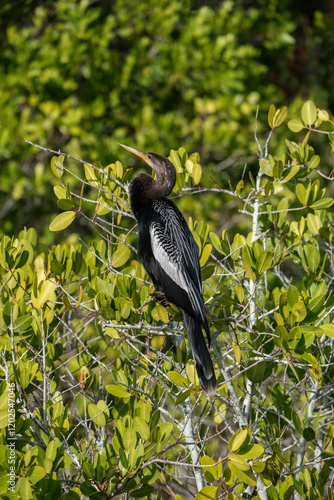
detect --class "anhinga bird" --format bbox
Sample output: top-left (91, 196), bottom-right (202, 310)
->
top-left (120, 144), bottom-right (217, 394)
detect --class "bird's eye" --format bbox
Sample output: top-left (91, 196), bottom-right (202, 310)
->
top-left (147, 154), bottom-right (152, 160)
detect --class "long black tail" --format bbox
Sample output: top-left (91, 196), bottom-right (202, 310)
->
top-left (183, 312), bottom-right (217, 394)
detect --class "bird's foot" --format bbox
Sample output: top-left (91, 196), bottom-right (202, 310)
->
top-left (150, 291), bottom-right (170, 307)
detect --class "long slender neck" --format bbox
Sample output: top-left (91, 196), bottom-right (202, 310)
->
top-left (129, 174), bottom-right (167, 219)
top-left (129, 161), bottom-right (176, 219)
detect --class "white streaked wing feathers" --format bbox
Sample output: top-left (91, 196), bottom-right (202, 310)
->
top-left (149, 215), bottom-right (204, 318)
top-left (150, 224), bottom-right (187, 290)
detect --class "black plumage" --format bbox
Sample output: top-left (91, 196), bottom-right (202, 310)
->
top-left (120, 144), bottom-right (217, 394)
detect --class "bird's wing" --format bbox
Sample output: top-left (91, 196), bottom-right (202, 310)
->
top-left (149, 206), bottom-right (205, 322)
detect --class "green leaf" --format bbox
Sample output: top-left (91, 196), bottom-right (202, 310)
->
top-left (153, 303), bottom-right (169, 323)
top-left (51, 155), bottom-right (64, 178)
top-left (292, 410), bottom-right (303, 435)
top-left (319, 324), bottom-right (334, 337)
top-left (54, 186), bottom-right (67, 199)
top-left (229, 428), bottom-right (250, 452)
top-left (259, 159), bottom-right (273, 177)
top-left (238, 444), bottom-right (264, 460)
top-left (310, 198), bottom-right (334, 210)
top-left (318, 109), bottom-right (329, 121)
top-left (268, 104), bottom-right (275, 128)
top-left (15, 315), bottom-right (33, 332)
top-left (311, 363), bottom-right (322, 379)
top-left (106, 384), bottom-right (131, 398)
top-left (17, 477), bottom-right (34, 500)
top-left (57, 199), bottom-right (74, 210)
top-left (50, 258), bottom-right (64, 276)
top-left (123, 427), bottom-right (137, 451)
top-left (272, 106), bottom-right (287, 128)
top-left (200, 243), bottom-right (212, 266)
top-left (112, 245), bottom-right (131, 268)
top-left (87, 402), bottom-right (108, 427)
top-left (175, 389), bottom-right (192, 405)
top-left (133, 417), bottom-right (150, 441)
top-left (273, 161), bottom-right (283, 179)
top-left (296, 183), bottom-right (306, 205)
top-left (242, 247), bottom-right (256, 281)
top-left (0, 388), bottom-right (9, 429)
top-left (232, 341), bottom-right (241, 364)
top-left (292, 301), bottom-right (307, 322)
top-left (201, 264), bottom-right (215, 281)
top-left (28, 465), bottom-right (46, 485)
top-left (228, 452), bottom-right (250, 471)
top-left (128, 443), bottom-right (144, 469)
top-left (46, 438), bottom-right (60, 461)
top-left (167, 371), bottom-right (189, 388)
top-left (130, 486), bottom-right (155, 498)
top-left (200, 455), bottom-right (222, 483)
top-left (195, 485), bottom-right (220, 500)
top-left (158, 422), bottom-right (173, 441)
top-left (192, 162), bottom-right (202, 185)
top-left (84, 163), bottom-right (99, 187)
top-left (31, 280), bottom-right (57, 309)
top-left (49, 211), bottom-right (76, 231)
top-left (308, 155), bottom-right (320, 169)
top-left (277, 198), bottom-right (290, 228)
top-left (303, 427), bottom-right (315, 441)
top-left (256, 251), bottom-right (272, 274)
top-left (210, 232), bottom-right (224, 254)
top-left (288, 119), bottom-right (304, 133)
top-left (307, 213), bottom-right (321, 235)
top-left (306, 246), bottom-right (320, 273)
top-left (14, 249), bottom-right (29, 269)
top-left (253, 462), bottom-right (266, 473)
top-left (236, 179), bottom-right (244, 195)
top-left (245, 361), bottom-right (267, 383)
top-left (287, 285), bottom-right (299, 307)
top-left (169, 150), bottom-right (182, 171)
top-left (301, 100), bottom-right (317, 126)
top-left (283, 164), bottom-right (300, 182)
top-left (228, 462), bottom-right (256, 486)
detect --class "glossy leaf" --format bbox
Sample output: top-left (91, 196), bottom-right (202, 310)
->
top-left (301, 100), bottom-right (317, 126)
top-left (296, 184), bottom-right (306, 205)
top-left (49, 211), bottom-right (76, 231)
top-left (288, 119), bottom-right (304, 133)
top-left (242, 246), bottom-right (256, 281)
top-left (306, 246), bottom-right (320, 273)
top-left (123, 427), bottom-right (137, 451)
top-left (292, 301), bottom-right (307, 322)
top-left (112, 245), bottom-right (131, 268)
top-left (256, 251), bottom-right (272, 274)
top-left (268, 104), bottom-right (275, 128)
top-left (195, 485), bottom-right (220, 500)
top-left (238, 444), bottom-right (264, 460)
top-left (229, 428), bottom-right (250, 452)
top-left (200, 455), bottom-right (223, 483)
top-left (167, 371), bottom-right (189, 388)
top-left (57, 198), bottom-right (74, 210)
top-left (272, 106), bottom-right (287, 127)
top-left (51, 155), bottom-right (64, 178)
top-left (28, 465), bottom-right (46, 485)
top-left (106, 384), bottom-right (131, 398)
top-left (319, 324), bottom-right (334, 337)
top-left (310, 198), bottom-right (334, 210)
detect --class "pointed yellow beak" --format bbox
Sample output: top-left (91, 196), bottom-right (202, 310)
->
top-left (119, 143), bottom-right (150, 163)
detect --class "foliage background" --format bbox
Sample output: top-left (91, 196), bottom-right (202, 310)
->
top-left (1, 0), bottom-right (334, 241)
top-left (1, 1), bottom-right (334, 499)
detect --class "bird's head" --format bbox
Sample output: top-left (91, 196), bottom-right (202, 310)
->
top-left (119, 144), bottom-right (176, 194)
